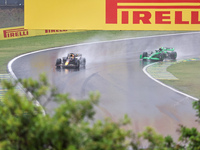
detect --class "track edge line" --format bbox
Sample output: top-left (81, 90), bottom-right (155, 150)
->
top-left (143, 62), bottom-right (199, 101)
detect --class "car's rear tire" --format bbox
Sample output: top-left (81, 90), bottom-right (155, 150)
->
top-left (55, 58), bottom-right (61, 67)
top-left (159, 53), bottom-right (164, 61)
top-left (170, 52), bottom-right (177, 60)
top-left (76, 60), bottom-right (80, 69)
top-left (83, 58), bottom-right (86, 66)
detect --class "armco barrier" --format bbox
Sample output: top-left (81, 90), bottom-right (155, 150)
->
top-left (0, 26), bottom-right (83, 40)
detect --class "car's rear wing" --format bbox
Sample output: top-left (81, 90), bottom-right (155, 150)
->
top-left (75, 54), bottom-right (82, 57)
top-left (162, 47), bottom-right (175, 51)
top-left (67, 53), bottom-right (82, 58)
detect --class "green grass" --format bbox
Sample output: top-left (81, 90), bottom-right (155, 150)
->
top-left (0, 30), bottom-right (187, 73)
top-left (161, 61), bottom-right (200, 99)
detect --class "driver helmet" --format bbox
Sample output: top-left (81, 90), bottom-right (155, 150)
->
top-left (70, 54), bottom-right (74, 58)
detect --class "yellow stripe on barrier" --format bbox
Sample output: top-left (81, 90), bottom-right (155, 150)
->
top-left (0, 26), bottom-right (84, 41)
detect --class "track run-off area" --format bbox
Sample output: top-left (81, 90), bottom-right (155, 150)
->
top-left (8, 32), bottom-right (200, 140)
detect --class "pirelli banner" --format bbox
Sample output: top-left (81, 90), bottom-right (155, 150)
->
top-left (25, 0), bottom-right (200, 30)
top-left (0, 26), bottom-right (82, 40)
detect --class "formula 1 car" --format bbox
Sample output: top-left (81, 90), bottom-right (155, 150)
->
top-left (140, 47), bottom-right (177, 61)
top-left (55, 53), bottom-right (86, 69)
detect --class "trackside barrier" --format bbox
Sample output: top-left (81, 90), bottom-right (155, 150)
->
top-left (0, 26), bottom-right (84, 40)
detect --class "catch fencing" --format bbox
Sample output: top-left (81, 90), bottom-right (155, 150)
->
top-left (0, 0), bottom-right (24, 6)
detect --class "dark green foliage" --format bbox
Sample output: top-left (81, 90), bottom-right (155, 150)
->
top-left (193, 100), bottom-right (200, 123)
top-left (0, 75), bottom-right (134, 150)
top-left (175, 100), bottom-right (200, 150)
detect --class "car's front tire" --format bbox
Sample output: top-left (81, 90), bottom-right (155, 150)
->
top-left (170, 52), bottom-right (177, 60)
top-left (63, 57), bottom-right (67, 63)
top-left (142, 52), bottom-right (148, 58)
top-left (159, 53), bottom-right (165, 61)
top-left (142, 52), bottom-right (148, 61)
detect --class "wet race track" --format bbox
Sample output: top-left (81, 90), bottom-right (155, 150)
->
top-left (10, 32), bottom-right (200, 139)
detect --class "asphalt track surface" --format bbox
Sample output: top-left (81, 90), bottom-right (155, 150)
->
top-left (10, 32), bottom-right (200, 139)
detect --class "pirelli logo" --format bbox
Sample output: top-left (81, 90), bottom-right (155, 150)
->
top-left (106, 0), bottom-right (200, 25)
top-left (3, 28), bottom-right (28, 38)
top-left (45, 30), bottom-right (68, 33)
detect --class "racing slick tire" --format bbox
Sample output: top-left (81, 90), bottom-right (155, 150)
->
top-left (76, 60), bottom-right (80, 69)
top-left (159, 53), bottom-right (165, 61)
top-left (170, 52), bottom-right (177, 60)
top-left (142, 52), bottom-right (148, 61)
top-left (142, 52), bottom-right (148, 58)
top-left (63, 57), bottom-right (67, 63)
top-left (83, 58), bottom-right (86, 66)
top-left (55, 58), bottom-right (61, 67)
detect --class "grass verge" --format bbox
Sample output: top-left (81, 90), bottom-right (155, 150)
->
top-left (161, 61), bottom-right (200, 99)
top-left (0, 30), bottom-right (187, 73)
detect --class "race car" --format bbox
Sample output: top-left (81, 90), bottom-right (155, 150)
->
top-left (55, 53), bottom-right (86, 69)
top-left (140, 47), bottom-right (177, 61)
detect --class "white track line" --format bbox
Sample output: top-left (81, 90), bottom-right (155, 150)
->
top-left (7, 31), bottom-right (200, 111)
top-left (143, 62), bottom-right (199, 101)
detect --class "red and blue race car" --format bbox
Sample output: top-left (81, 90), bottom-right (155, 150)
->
top-left (55, 53), bottom-right (86, 69)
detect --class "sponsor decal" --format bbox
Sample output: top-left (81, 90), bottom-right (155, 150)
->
top-left (106, 0), bottom-right (200, 25)
top-left (0, 26), bottom-right (82, 41)
top-left (45, 30), bottom-right (68, 33)
top-left (24, 0), bottom-right (200, 30)
top-left (3, 28), bottom-right (28, 38)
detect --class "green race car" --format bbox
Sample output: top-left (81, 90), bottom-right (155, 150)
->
top-left (140, 47), bottom-right (177, 61)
